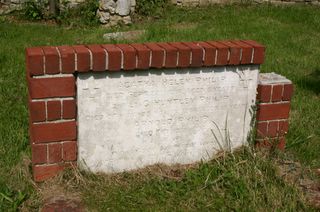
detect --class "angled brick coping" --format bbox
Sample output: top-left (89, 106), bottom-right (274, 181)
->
top-left (26, 40), bottom-right (292, 181)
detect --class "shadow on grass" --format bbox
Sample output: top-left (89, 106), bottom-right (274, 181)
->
top-left (298, 69), bottom-right (320, 95)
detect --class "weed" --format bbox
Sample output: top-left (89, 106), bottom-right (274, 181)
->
top-left (135, 0), bottom-right (169, 17)
top-left (57, 148), bottom-right (310, 211)
top-left (0, 186), bottom-right (27, 211)
top-left (57, 0), bottom-right (99, 26)
top-left (19, 0), bottom-right (99, 26)
top-left (22, 0), bottom-right (45, 20)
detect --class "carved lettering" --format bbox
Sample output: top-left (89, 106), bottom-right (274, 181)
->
top-left (77, 66), bottom-right (259, 173)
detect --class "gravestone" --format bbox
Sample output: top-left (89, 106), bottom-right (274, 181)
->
top-left (77, 66), bottom-right (258, 172)
top-left (25, 40), bottom-right (294, 181)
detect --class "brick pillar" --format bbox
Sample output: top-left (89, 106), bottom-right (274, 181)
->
top-left (26, 46), bottom-right (78, 182)
top-left (256, 73), bottom-right (294, 150)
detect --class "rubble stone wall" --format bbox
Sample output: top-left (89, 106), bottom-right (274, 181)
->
top-left (171, 0), bottom-right (320, 6)
top-left (0, 0), bottom-right (135, 26)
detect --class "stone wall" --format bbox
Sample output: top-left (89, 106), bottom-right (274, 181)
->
top-left (0, 0), bottom-right (25, 14)
top-left (0, 0), bottom-right (86, 15)
top-left (97, 0), bottom-right (135, 27)
top-left (172, 0), bottom-right (320, 6)
top-left (0, 0), bottom-right (135, 26)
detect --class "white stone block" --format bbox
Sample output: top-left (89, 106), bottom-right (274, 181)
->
top-left (116, 0), bottom-right (131, 16)
top-left (77, 66), bottom-right (259, 173)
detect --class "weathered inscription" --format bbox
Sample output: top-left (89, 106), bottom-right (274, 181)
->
top-left (77, 66), bottom-right (259, 173)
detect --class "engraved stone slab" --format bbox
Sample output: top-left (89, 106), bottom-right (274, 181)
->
top-left (77, 66), bottom-right (259, 173)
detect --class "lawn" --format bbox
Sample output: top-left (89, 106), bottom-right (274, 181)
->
top-left (0, 3), bottom-right (319, 211)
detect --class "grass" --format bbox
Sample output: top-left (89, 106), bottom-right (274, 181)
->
top-left (0, 3), bottom-right (320, 210)
top-left (62, 149), bottom-right (308, 211)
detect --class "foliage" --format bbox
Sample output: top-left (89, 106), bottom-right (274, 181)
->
top-left (0, 184), bottom-right (27, 211)
top-left (135, 0), bottom-right (169, 17)
top-left (57, 0), bottom-right (99, 26)
top-left (20, 0), bottom-right (99, 26)
top-left (22, 0), bottom-right (45, 20)
top-left (0, 16), bottom-right (5, 24)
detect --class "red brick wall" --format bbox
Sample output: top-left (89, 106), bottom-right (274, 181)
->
top-left (256, 81), bottom-right (294, 149)
top-left (26, 40), bottom-right (273, 181)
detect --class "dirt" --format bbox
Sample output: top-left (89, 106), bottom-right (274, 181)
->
top-left (276, 159), bottom-right (320, 208)
top-left (41, 197), bottom-right (83, 212)
top-left (36, 173), bottom-right (84, 211)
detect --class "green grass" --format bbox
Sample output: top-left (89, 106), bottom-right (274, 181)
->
top-left (62, 149), bottom-right (308, 211)
top-left (0, 3), bottom-right (319, 210)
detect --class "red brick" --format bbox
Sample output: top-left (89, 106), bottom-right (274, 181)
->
top-left (87, 45), bottom-right (106, 71)
top-left (29, 77), bottom-right (75, 99)
top-left (101, 44), bottom-right (122, 71)
top-left (257, 84), bottom-right (272, 103)
top-left (63, 141), bottom-right (77, 161)
top-left (268, 121), bottom-right (279, 137)
top-left (29, 101), bottom-right (46, 122)
top-left (169, 42), bottom-right (191, 68)
top-left (131, 43), bottom-right (150, 69)
top-left (242, 40), bottom-right (265, 64)
top-left (64, 161), bottom-right (77, 168)
top-left (272, 84), bottom-right (283, 102)
top-left (143, 43), bottom-right (164, 69)
top-left (32, 144), bottom-right (47, 164)
top-left (257, 102), bottom-right (290, 121)
top-left (182, 42), bottom-right (203, 67)
top-left (41, 204), bottom-right (55, 212)
top-left (278, 137), bottom-right (286, 150)
top-left (42, 46), bottom-right (60, 74)
top-left (207, 41), bottom-right (228, 65)
top-left (33, 164), bottom-right (64, 181)
top-left (57, 46), bottom-right (75, 74)
top-left (195, 41), bottom-right (216, 66)
top-left (256, 137), bottom-right (285, 150)
top-left (257, 122), bottom-right (268, 138)
top-left (47, 100), bottom-right (61, 121)
top-left (28, 119), bottom-right (34, 145)
top-left (41, 199), bottom-right (83, 211)
top-left (283, 83), bottom-right (294, 101)
top-left (31, 121), bottom-right (77, 143)
top-left (72, 45), bottom-right (90, 72)
top-left (62, 99), bottom-right (76, 119)
top-left (218, 41), bottom-right (241, 65)
top-left (26, 47), bottom-right (44, 76)
top-left (116, 44), bottom-right (136, 70)
top-left (278, 120), bottom-right (289, 136)
top-left (48, 143), bottom-right (62, 163)
top-left (231, 41), bottom-right (253, 64)
top-left (157, 43), bottom-right (178, 68)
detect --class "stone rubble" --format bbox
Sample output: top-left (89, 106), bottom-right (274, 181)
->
top-left (0, 0), bottom-right (24, 15)
top-left (103, 29), bottom-right (145, 40)
top-left (97, 0), bottom-right (134, 27)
